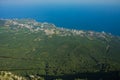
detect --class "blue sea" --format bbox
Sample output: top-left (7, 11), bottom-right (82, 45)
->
top-left (0, 5), bottom-right (120, 36)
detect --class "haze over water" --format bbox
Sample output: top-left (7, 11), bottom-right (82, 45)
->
top-left (0, 0), bottom-right (120, 36)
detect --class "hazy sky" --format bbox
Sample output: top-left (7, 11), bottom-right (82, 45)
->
top-left (0, 0), bottom-right (120, 6)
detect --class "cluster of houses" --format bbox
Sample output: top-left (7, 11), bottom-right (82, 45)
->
top-left (3, 19), bottom-right (113, 41)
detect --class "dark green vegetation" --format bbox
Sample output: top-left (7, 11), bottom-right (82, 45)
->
top-left (0, 19), bottom-right (120, 80)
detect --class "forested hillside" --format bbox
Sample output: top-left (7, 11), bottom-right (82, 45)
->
top-left (0, 19), bottom-right (120, 80)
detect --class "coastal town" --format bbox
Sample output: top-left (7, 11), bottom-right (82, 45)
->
top-left (1, 19), bottom-right (115, 42)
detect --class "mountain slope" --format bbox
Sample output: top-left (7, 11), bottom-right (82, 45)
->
top-left (0, 19), bottom-right (120, 77)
